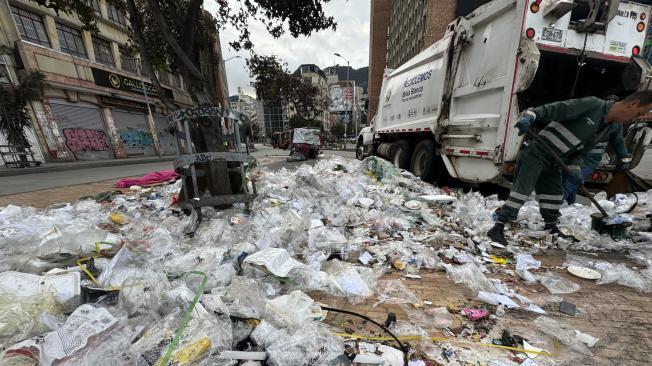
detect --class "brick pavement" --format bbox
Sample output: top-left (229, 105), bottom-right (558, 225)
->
top-left (0, 178), bottom-right (126, 208)
top-left (312, 251), bottom-right (652, 365)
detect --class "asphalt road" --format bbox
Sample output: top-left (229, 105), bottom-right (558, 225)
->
top-left (0, 145), bottom-right (645, 197)
top-left (0, 146), bottom-right (355, 196)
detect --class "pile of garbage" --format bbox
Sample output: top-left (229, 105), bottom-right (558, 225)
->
top-left (0, 156), bottom-right (651, 365)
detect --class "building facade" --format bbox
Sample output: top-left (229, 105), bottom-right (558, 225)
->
top-left (229, 87), bottom-right (263, 133)
top-left (262, 100), bottom-right (288, 137)
top-left (368, 0), bottom-right (457, 121)
top-left (0, 0), bottom-right (224, 162)
top-left (291, 64), bottom-right (330, 128)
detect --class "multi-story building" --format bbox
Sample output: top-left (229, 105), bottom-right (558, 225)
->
top-left (291, 64), bottom-right (330, 128)
top-left (229, 87), bottom-right (264, 134)
top-left (368, 0), bottom-right (458, 121)
top-left (0, 0), bottom-right (226, 162)
top-left (262, 100), bottom-right (288, 137)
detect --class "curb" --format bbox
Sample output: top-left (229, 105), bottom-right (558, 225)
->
top-left (0, 156), bottom-right (176, 178)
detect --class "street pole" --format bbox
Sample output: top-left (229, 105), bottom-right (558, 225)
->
top-left (345, 60), bottom-right (349, 150)
top-left (136, 59), bottom-right (161, 157)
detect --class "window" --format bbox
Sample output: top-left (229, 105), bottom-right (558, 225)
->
top-left (0, 56), bottom-right (12, 85)
top-left (85, 0), bottom-right (101, 15)
top-left (119, 46), bottom-right (138, 73)
top-left (56, 22), bottom-right (87, 58)
top-left (92, 36), bottom-right (114, 66)
top-left (107, 4), bottom-right (126, 26)
top-left (10, 6), bottom-right (50, 47)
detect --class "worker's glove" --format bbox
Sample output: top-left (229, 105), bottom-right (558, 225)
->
top-left (567, 165), bottom-right (584, 185)
top-left (515, 110), bottom-right (537, 136)
top-left (616, 156), bottom-right (632, 171)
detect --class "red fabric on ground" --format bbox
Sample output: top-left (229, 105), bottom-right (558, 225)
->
top-left (115, 170), bottom-right (179, 188)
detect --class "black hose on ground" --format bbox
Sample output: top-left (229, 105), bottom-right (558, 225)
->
top-left (320, 305), bottom-right (409, 366)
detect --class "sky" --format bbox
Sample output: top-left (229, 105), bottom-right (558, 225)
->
top-left (204, 0), bottom-right (371, 97)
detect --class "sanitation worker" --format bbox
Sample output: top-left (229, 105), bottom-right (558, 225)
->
top-left (562, 96), bottom-right (632, 204)
top-left (487, 91), bottom-right (652, 245)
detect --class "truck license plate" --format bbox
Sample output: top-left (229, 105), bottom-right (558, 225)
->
top-left (541, 27), bottom-right (563, 42)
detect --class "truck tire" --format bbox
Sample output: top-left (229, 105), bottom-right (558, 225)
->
top-left (410, 140), bottom-right (448, 184)
top-left (392, 140), bottom-right (413, 169)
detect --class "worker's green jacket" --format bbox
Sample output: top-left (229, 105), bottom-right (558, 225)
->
top-left (531, 96), bottom-right (625, 165)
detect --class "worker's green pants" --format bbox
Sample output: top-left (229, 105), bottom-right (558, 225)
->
top-left (496, 143), bottom-right (564, 224)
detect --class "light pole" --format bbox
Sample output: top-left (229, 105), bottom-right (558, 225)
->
top-left (135, 58), bottom-right (161, 157)
top-left (334, 52), bottom-right (353, 149)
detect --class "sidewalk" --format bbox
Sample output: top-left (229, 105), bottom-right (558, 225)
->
top-left (0, 155), bottom-right (176, 177)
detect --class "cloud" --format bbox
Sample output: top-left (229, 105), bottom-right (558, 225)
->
top-left (205, 0), bottom-right (370, 97)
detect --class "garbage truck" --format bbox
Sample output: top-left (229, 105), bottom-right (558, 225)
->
top-left (357, 0), bottom-right (652, 188)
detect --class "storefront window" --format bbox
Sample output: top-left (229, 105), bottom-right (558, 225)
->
top-left (92, 36), bottom-right (114, 66)
top-left (10, 5), bottom-right (51, 47)
top-left (56, 22), bottom-right (87, 58)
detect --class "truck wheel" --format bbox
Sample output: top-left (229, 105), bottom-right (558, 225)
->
top-left (356, 138), bottom-right (365, 160)
top-left (410, 140), bottom-right (447, 184)
top-left (392, 140), bottom-right (413, 169)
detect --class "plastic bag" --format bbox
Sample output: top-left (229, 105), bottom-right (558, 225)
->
top-left (223, 276), bottom-right (267, 319)
top-left (403, 305), bottom-right (454, 330)
top-left (534, 316), bottom-right (597, 355)
top-left (536, 272), bottom-right (581, 294)
top-left (243, 248), bottom-right (308, 277)
top-left (322, 260), bottom-right (383, 298)
top-left (265, 290), bottom-right (324, 328)
top-left (597, 263), bottom-right (652, 293)
top-left (442, 263), bottom-right (495, 295)
top-left (265, 321), bottom-right (343, 366)
top-left (35, 224), bottom-right (107, 262)
top-left (374, 279), bottom-right (421, 307)
top-left (0, 290), bottom-right (61, 346)
top-left (3, 304), bottom-right (120, 366)
top-left (118, 270), bottom-right (170, 317)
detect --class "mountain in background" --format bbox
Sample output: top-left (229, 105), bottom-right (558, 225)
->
top-left (323, 65), bottom-right (368, 93)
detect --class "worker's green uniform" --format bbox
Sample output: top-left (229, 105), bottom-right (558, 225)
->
top-left (496, 97), bottom-right (613, 224)
top-left (563, 123), bottom-right (627, 203)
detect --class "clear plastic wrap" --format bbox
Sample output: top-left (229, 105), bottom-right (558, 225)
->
top-left (597, 263), bottom-right (652, 293)
top-left (264, 321), bottom-right (343, 366)
top-left (536, 272), bottom-right (581, 294)
top-left (265, 290), bottom-right (323, 328)
top-left (442, 262), bottom-right (495, 294)
top-left (374, 279), bottom-right (421, 306)
top-left (0, 290), bottom-right (61, 346)
top-left (534, 316), bottom-right (597, 355)
top-left (118, 269), bottom-right (170, 317)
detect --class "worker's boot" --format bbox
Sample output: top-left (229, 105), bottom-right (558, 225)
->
top-left (544, 223), bottom-right (579, 242)
top-left (487, 223), bottom-right (508, 246)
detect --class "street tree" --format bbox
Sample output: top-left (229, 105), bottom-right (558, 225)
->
top-left (0, 68), bottom-right (45, 151)
top-left (289, 115), bottom-right (322, 130)
top-left (248, 54), bottom-right (330, 122)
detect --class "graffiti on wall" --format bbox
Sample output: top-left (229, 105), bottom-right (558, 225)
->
top-left (63, 128), bottom-right (111, 159)
top-left (119, 129), bottom-right (154, 149)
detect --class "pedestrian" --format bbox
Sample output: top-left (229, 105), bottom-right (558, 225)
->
top-left (487, 91), bottom-right (652, 245)
top-left (561, 96), bottom-right (632, 204)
